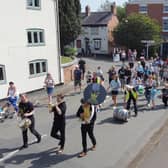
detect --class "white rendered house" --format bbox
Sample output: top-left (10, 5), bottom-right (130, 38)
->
top-left (0, 0), bottom-right (61, 99)
top-left (76, 4), bottom-right (119, 56)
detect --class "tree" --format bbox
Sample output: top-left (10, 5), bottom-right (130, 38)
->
top-left (58, 0), bottom-right (81, 54)
top-left (117, 6), bottom-right (126, 22)
top-left (113, 14), bottom-right (161, 56)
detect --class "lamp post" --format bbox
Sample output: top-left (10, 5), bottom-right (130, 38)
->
top-left (141, 40), bottom-right (155, 60)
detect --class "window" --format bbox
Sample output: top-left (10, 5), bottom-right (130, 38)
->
top-left (29, 60), bottom-right (47, 77)
top-left (163, 17), bottom-right (168, 32)
top-left (139, 5), bottom-right (147, 13)
top-left (27, 29), bottom-right (45, 46)
top-left (0, 65), bottom-right (6, 84)
top-left (94, 39), bottom-right (101, 50)
top-left (163, 5), bottom-right (168, 13)
top-left (27, 0), bottom-right (41, 9)
top-left (91, 27), bottom-right (99, 35)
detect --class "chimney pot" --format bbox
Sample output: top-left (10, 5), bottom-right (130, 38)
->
top-left (85, 5), bottom-right (91, 16)
top-left (111, 2), bottom-right (117, 15)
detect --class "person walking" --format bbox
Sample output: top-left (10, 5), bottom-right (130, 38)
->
top-left (107, 75), bottom-right (121, 108)
top-left (73, 65), bottom-right (82, 93)
top-left (50, 93), bottom-right (67, 154)
top-left (78, 57), bottom-right (86, 80)
top-left (18, 94), bottom-right (41, 149)
top-left (76, 99), bottom-right (97, 158)
top-left (44, 73), bottom-right (55, 104)
top-left (124, 85), bottom-right (138, 117)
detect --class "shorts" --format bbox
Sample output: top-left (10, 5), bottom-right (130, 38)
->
top-left (74, 80), bottom-right (81, 86)
top-left (47, 87), bottom-right (54, 95)
top-left (111, 90), bottom-right (119, 96)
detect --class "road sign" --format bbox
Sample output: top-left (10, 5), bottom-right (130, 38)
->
top-left (141, 40), bottom-right (155, 44)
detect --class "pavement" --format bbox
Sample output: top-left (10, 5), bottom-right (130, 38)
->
top-left (0, 56), bottom-right (167, 168)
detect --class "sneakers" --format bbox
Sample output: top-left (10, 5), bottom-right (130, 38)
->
top-left (78, 152), bottom-right (87, 158)
top-left (57, 148), bottom-right (63, 154)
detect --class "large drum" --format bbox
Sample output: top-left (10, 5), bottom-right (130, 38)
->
top-left (113, 107), bottom-right (130, 122)
top-left (83, 83), bottom-right (107, 105)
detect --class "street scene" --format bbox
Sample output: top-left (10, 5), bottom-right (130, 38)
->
top-left (1, 0), bottom-right (168, 168)
top-left (0, 57), bottom-right (168, 168)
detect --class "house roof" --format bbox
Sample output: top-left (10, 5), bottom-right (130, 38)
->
top-left (81, 12), bottom-right (113, 26)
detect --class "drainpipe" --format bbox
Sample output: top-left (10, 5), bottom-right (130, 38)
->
top-left (54, 0), bottom-right (62, 83)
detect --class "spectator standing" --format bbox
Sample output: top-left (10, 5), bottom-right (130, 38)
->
top-left (7, 81), bottom-right (19, 112)
top-left (44, 73), bottom-right (55, 104)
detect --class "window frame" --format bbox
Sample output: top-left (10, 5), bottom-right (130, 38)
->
top-left (0, 65), bottom-right (6, 84)
top-left (93, 38), bottom-right (101, 50)
top-left (139, 5), bottom-right (147, 13)
top-left (163, 5), bottom-right (168, 13)
top-left (26, 29), bottom-right (45, 46)
top-left (27, 0), bottom-right (41, 10)
top-left (29, 59), bottom-right (48, 78)
top-left (163, 17), bottom-right (168, 32)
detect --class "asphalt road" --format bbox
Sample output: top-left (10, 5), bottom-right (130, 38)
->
top-left (0, 56), bottom-right (167, 168)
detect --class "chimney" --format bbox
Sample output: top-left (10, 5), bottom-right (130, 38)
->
top-left (111, 2), bottom-right (117, 15)
top-left (85, 5), bottom-right (91, 16)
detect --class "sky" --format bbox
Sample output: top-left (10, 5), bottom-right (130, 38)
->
top-left (80, 0), bottom-right (127, 12)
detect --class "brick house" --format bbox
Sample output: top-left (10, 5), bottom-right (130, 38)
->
top-left (76, 2), bottom-right (119, 56)
top-left (126, 0), bottom-right (168, 58)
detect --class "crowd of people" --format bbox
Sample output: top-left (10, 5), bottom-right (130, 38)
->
top-left (1, 54), bottom-right (168, 158)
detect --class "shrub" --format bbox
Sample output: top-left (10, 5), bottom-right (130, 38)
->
top-left (64, 46), bottom-right (77, 57)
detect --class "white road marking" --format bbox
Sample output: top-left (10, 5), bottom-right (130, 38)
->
top-left (0, 134), bottom-right (47, 163)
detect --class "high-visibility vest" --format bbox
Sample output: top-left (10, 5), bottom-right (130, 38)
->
top-left (125, 90), bottom-right (138, 101)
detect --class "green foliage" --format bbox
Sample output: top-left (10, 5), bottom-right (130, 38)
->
top-left (61, 56), bottom-right (74, 64)
top-left (64, 46), bottom-right (77, 56)
top-left (58, 0), bottom-right (81, 54)
top-left (113, 14), bottom-right (161, 55)
top-left (117, 6), bottom-right (126, 22)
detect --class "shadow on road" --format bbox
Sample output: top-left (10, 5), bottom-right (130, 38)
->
top-left (97, 117), bottom-right (126, 125)
top-left (4, 147), bottom-right (80, 168)
top-left (0, 147), bottom-right (19, 159)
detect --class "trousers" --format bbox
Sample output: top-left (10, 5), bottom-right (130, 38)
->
top-left (81, 123), bottom-right (96, 153)
top-left (22, 116), bottom-right (41, 146)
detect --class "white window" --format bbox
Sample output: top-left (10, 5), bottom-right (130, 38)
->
top-left (0, 65), bottom-right (6, 84)
top-left (163, 17), bottom-right (168, 32)
top-left (94, 39), bottom-right (101, 50)
top-left (91, 27), bottom-right (99, 35)
top-left (27, 29), bottom-right (45, 46)
top-left (29, 60), bottom-right (47, 77)
top-left (163, 5), bottom-right (168, 13)
top-left (27, 0), bottom-right (41, 9)
top-left (139, 5), bottom-right (147, 13)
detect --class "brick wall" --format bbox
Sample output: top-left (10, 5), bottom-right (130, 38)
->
top-left (63, 64), bottom-right (74, 84)
top-left (61, 59), bottom-right (77, 84)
